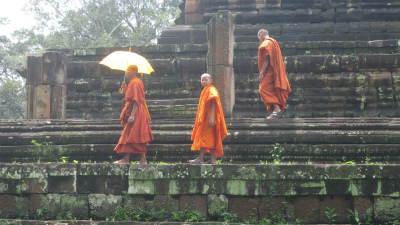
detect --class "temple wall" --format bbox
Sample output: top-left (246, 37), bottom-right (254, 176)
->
top-left (57, 42), bottom-right (399, 119)
top-left (1, 163), bottom-right (400, 223)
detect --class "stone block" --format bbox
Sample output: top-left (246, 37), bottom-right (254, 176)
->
top-left (310, 22), bottom-right (334, 34)
top-left (320, 8), bottom-right (335, 22)
top-left (77, 164), bottom-right (129, 194)
top-left (148, 59), bottom-right (173, 76)
top-left (88, 194), bottom-right (122, 220)
top-left (0, 164), bottom-right (22, 194)
top-left (29, 194), bottom-right (61, 219)
top-left (83, 62), bottom-right (101, 78)
top-left (50, 85), bottom-right (67, 119)
top-left (374, 197), bottom-right (400, 222)
top-left (386, 21), bottom-right (400, 33)
top-left (207, 194), bottom-right (228, 218)
top-left (42, 51), bottom-right (68, 86)
top-left (145, 195), bottom-right (179, 214)
top-left (185, 13), bottom-right (204, 25)
top-left (67, 62), bottom-right (85, 79)
top-left (207, 12), bottom-right (234, 67)
top-left (319, 196), bottom-right (352, 223)
top-left (259, 196), bottom-right (286, 220)
top-left (123, 196), bottom-right (146, 212)
top-left (180, 195), bottom-right (207, 216)
top-left (60, 194), bottom-right (89, 220)
top-left (177, 58), bottom-right (206, 74)
top-left (370, 22), bottom-right (387, 33)
top-left (370, 72), bottom-right (392, 87)
top-left (353, 197), bottom-right (373, 222)
top-left (309, 55), bottom-right (341, 73)
top-left (48, 164), bottom-right (77, 193)
top-left (289, 196), bottom-right (319, 223)
top-left (21, 164), bottom-right (48, 194)
top-left (228, 197), bottom-right (260, 221)
top-left (33, 85), bottom-right (51, 119)
top-left (0, 194), bottom-right (29, 219)
top-left (27, 54), bottom-right (43, 85)
top-left (207, 65), bottom-right (235, 117)
top-left (334, 23), bottom-right (349, 34)
top-left (347, 8), bottom-right (362, 21)
top-left (341, 56), bottom-right (359, 72)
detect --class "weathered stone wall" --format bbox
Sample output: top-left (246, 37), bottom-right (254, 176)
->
top-left (234, 53), bottom-right (400, 117)
top-left (159, 0), bottom-right (400, 44)
top-left (54, 41), bottom-right (400, 119)
top-left (1, 163), bottom-right (400, 223)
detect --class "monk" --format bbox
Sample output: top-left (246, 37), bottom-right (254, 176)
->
top-left (258, 29), bottom-right (291, 119)
top-left (113, 65), bottom-right (153, 164)
top-left (189, 73), bottom-right (228, 164)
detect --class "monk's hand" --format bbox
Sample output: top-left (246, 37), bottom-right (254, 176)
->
top-left (128, 115), bottom-right (135, 124)
top-left (122, 82), bottom-right (127, 90)
top-left (259, 72), bottom-right (263, 83)
top-left (209, 117), bottom-right (215, 126)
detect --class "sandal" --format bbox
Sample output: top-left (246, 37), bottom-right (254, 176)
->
top-left (189, 158), bottom-right (204, 164)
top-left (267, 111), bottom-right (281, 119)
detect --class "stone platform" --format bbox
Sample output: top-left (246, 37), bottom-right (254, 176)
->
top-left (0, 163), bottom-right (400, 223)
top-left (1, 118), bottom-right (400, 164)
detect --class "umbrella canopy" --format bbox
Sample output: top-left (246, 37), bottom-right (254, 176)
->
top-left (99, 51), bottom-right (154, 75)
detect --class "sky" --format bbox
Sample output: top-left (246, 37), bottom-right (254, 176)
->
top-left (0, 0), bottom-right (36, 37)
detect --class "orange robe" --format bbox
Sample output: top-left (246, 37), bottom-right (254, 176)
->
top-left (258, 38), bottom-right (291, 113)
top-left (115, 78), bottom-right (153, 155)
top-left (191, 85), bottom-right (228, 157)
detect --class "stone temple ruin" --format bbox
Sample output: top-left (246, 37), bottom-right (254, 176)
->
top-left (1, 0), bottom-right (400, 224)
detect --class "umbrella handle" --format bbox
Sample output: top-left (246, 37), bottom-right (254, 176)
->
top-left (119, 76), bottom-right (126, 93)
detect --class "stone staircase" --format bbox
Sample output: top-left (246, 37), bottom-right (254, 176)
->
top-left (2, 118), bottom-right (400, 164)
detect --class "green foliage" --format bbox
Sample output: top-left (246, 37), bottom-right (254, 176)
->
top-left (171, 208), bottom-right (206, 222)
top-left (325, 205), bottom-right (338, 224)
top-left (31, 136), bottom-right (54, 146)
top-left (57, 211), bottom-right (77, 220)
top-left (270, 143), bottom-right (284, 163)
top-left (36, 207), bottom-right (49, 220)
top-left (220, 212), bottom-right (241, 223)
top-left (304, 50), bottom-right (311, 55)
top-left (26, 0), bottom-right (182, 48)
top-left (0, 79), bottom-right (25, 119)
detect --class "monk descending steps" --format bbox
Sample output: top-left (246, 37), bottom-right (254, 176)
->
top-left (189, 74), bottom-right (228, 164)
top-left (114, 65), bottom-right (153, 164)
top-left (258, 29), bottom-right (291, 119)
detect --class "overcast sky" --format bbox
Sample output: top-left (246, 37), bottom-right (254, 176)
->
top-left (0, 0), bottom-right (36, 37)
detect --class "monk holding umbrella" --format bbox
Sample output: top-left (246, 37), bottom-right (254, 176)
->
top-left (100, 51), bottom-right (154, 164)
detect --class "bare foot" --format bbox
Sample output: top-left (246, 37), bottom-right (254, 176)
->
top-left (210, 160), bottom-right (218, 165)
top-left (138, 161), bottom-right (147, 164)
top-left (113, 159), bottom-right (130, 164)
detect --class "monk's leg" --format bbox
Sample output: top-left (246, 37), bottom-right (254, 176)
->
top-left (139, 154), bottom-right (147, 164)
top-left (189, 148), bottom-right (206, 164)
top-left (209, 149), bottom-right (217, 164)
top-left (272, 104), bottom-right (281, 112)
top-left (113, 153), bottom-right (130, 164)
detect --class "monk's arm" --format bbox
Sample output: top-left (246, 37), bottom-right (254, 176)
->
top-left (128, 101), bottom-right (138, 123)
top-left (259, 56), bottom-right (270, 82)
top-left (209, 99), bottom-right (215, 126)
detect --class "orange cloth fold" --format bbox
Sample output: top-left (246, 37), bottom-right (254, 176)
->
top-left (258, 38), bottom-right (291, 113)
top-left (115, 78), bottom-right (153, 155)
top-left (191, 85), bottom-right (228, 157)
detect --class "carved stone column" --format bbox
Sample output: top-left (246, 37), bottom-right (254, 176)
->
top-left (26, 51), bottom-right (67, 119)
top-left (206, 10), bottom-right (235, 117)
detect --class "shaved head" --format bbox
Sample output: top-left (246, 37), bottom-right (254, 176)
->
top-left (201, 73), bottom-right (212, 79)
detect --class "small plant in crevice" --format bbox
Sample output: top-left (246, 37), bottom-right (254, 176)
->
top-left (325, 205), bottom-right (338, 224)
top-left (270, 143), bottom-right (284, 164)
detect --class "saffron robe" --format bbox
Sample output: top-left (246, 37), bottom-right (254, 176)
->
top-left (191, 85), bottom-right (228, 157)
top-left (258, 38), bottom-right (291, 113)
top-left (115, 78), bottom-right (153, 155)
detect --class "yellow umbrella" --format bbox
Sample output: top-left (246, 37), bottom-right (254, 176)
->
top-left (99, 51), bottom-right (155, 75)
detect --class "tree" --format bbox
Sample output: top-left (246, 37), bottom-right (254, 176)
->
top-left (26, 0), bottom-right (182, 48)
top-left (0, 78), bottom-right (26, 119)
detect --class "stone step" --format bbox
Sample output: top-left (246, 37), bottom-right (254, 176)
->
top-left (1, 143), bottom-right (400, 164)
top-left (2, 118), bottom-right (400, 163)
